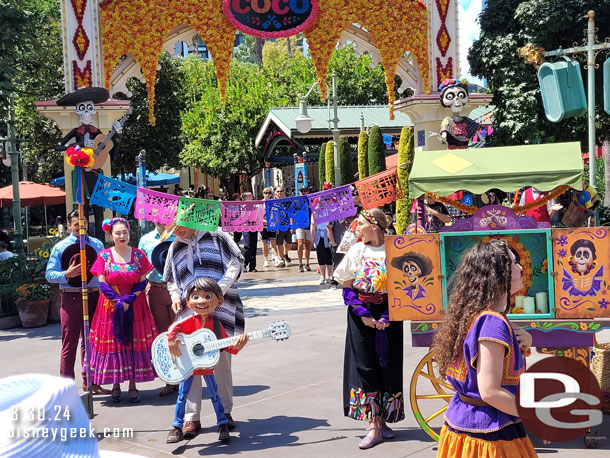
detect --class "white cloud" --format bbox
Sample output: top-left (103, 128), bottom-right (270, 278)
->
top-left (458, 0), bottom-right (484, 86)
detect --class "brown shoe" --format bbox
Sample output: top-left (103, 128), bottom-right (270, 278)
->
top-left (159, 384), bottom-right (178, 397)
top-left (166, 427), bottom-right (183, 443)
top-left (182, 420), bottom-right (201, 438)
top-left (83, 384), bottom-right (112, 395)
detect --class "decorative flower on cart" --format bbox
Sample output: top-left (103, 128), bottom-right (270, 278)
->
top-left (556, 235), bottom-right (568, 247)
top-left (557, 249), bottom-right (567, 258)
top-left (599, 298), bottom-right (609, 309)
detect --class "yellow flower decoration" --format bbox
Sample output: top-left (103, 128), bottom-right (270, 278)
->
top-left (49, 228), bottom-right (57, 235)
top-left (579, 322), bottom-right (588, 331)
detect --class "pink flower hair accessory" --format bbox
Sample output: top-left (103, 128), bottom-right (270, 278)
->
top-left (102, 217), bottom-right (130, 233)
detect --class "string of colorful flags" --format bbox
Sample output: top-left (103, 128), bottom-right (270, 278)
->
top-left (88, 166), bottom-right (404, 232)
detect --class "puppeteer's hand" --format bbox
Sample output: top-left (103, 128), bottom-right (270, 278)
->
top-left (513, 327), bottom-right (533, 353)
top-left (171, 299), bottom-right (182, 314)
top-left (168, 337), bottom-right (183, 357)
top-left (375, 319), bottom-right (390, 330)
top-left (65, 259), bottom-right (81, 278)
top-left (362, 317), bottom-right (377, 328)
top-left (113, 120), bottom-right (123, 134)
top-left (550, 203), bottom-right (563, 212)
top-left (233, 334), bottom-right (249, 352)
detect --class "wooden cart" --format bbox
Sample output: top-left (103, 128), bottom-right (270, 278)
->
top-left (387, 142), bottom-right (610, 444)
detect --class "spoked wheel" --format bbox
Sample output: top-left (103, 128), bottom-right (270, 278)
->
top-left (409, 350), bottom-right (455, 442)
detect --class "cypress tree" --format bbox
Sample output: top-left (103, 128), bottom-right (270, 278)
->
top-left (357, 131), bottom-right (369, 179)
top-left (318, 142), bottom-right (327, 189)
top-left (367, 125), bottom-right (386, 176)
top-left (325, 141), bottom-right (336, 186)
top-left (396, 126), bottom-right (415, 234)
top-left (339, 137), bottom-right (354, 185)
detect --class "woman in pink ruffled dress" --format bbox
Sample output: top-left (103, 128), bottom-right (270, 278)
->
top-left (89, 217), bottom-right (158, 403)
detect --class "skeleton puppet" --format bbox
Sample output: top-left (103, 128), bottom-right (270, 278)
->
top-left (55, 87), bottom-right (125, 239)
top-left (432, 79), bottom-right (484, 149)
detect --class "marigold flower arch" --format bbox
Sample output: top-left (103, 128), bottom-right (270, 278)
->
top-left (100, 0), bottom-right (430, 124)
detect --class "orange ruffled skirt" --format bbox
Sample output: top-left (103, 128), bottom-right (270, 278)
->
top-left (437, 423), bottom-right (538, 458)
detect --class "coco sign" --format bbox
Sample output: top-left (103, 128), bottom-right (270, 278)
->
top-left (223, 0), bottom-right (319, 38)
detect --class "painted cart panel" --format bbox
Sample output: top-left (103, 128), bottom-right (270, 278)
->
top-left (386, 234), bottom-right (444, 321)
top-left (552, 227), bottom-right (610, 319)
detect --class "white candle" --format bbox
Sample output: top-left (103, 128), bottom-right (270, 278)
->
top-left (515, 296), bottom-right (525, 308)
top-left (535, 292), bottom-right (548, 314)
top-left (523, 297), bottom-right (536, 315)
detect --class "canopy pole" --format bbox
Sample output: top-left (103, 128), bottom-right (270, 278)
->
top-left (44, 204), bottom-right (48, 237)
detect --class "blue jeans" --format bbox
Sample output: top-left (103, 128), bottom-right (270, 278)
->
top-left (173, 374), bottom-right (228, 428)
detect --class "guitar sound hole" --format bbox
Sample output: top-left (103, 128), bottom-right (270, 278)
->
top-left (192, 343), bottom-right (205, 356)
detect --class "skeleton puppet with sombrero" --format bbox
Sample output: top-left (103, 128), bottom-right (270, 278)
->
top-left (54, 87), bottom-right (129, 239)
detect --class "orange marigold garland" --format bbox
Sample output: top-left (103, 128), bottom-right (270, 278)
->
top-left (426, 185), bottom-right (570, 216)
top-left (100, 0), bottom-right (431, 124)
top-left (100, 0), bottom-right (235, 125)
top-left (305, 0), bottom-right (430, 119)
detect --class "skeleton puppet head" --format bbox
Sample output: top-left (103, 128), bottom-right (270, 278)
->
top-left (570, 239), bottom-right (597, 274)
top-left (439, 78), bottom-right (469, 115)
top-left (75, 101), bottom-right (96, 126)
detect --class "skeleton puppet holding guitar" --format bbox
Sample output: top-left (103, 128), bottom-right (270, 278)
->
top-left (55, 87), bottom-right (128, 239)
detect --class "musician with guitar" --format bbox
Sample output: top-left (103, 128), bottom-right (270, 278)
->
top-left (55, 87), bottom-right (127, 240)
top-left (165, 278), bottom-right (248, 444)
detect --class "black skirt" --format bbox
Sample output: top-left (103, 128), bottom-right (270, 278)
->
top-left (343, 300), bottom-right (404, 422)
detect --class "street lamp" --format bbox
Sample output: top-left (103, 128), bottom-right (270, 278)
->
top-left (0, 94), bottom-right (25, 256)
top-left (294, 99), bottom-right (313, 134)
top-left (294, 71), bottom-right (341, 187)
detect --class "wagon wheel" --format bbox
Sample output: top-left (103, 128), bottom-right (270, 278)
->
top-left (410, 350), bottom-right (455, 442)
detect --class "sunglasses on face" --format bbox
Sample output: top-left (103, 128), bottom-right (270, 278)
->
top-left (263, 191), bottom-right (272, 194)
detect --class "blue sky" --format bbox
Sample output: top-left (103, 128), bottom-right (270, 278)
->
top-left (459, 0), bottom-right (484, 85)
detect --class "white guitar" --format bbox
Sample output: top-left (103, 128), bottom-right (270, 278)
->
top-left (152, 321), bottom-right (291, 384)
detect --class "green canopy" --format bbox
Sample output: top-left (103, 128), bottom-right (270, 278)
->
top-left (408, 142), bottom-right (583, 198)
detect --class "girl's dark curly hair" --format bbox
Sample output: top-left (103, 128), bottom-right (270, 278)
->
top-left (432, 239), bottom-right (513, 379)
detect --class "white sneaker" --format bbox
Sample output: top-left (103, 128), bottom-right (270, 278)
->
top-left (275, 260), bottom-right (285, 267)
top-left (319, 276), bottom-right (325, 285)
top-left (263, 259), bottom-right (269, 267)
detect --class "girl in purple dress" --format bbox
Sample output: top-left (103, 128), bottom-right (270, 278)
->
top-left (89, 218), bottom-right (158, 403)
top-left (433, 239), bottom-right (537, 457)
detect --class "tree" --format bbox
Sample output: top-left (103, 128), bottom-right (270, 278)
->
top-left (181, 58), bottom-right (289, 192)
top-left (358, 131), bottom-right (369, 179)
top-left (325, 141), bottom-right (335, 186)
top-left (396, 127), bottom-right (415, 234)
top-left (367, 125), bottom-right (385, 176)
top-left (469, 0), bottom-right (610, 218)
top-left (318, 142), bottom-right (327, 187)
top-left (339, 137), bottom-right (354, 185)
top-left (6, 0), bottom-right (65, 183)
top-left (116, 53), bottom-right (185, 174)
top-left (469, 0), bottom-right (610, 146)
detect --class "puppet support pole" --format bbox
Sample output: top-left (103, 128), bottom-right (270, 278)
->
top-left (78, 165), bottom-right (94, 418)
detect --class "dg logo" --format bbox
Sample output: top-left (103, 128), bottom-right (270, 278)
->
top-left (516, 356), bottom-right (603, 442)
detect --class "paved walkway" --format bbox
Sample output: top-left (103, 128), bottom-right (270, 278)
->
top-left (1, 251), bottom-right (609, 457)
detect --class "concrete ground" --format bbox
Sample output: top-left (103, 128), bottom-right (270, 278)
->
top-left (1, 248), bottom-right (609, 457)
